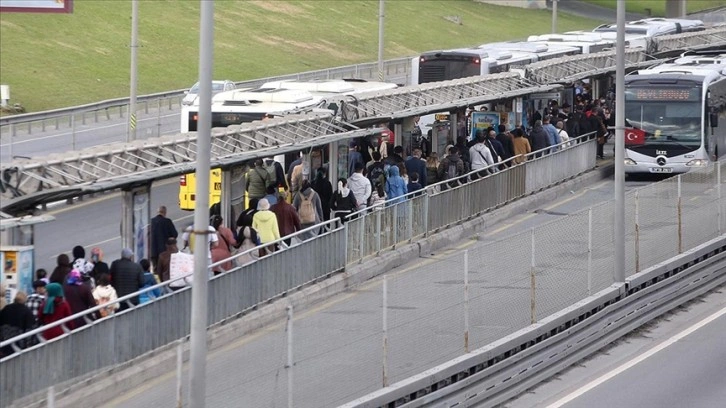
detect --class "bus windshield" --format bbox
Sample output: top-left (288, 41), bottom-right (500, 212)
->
top-left (624, 86), bottom-right (702, 146)
top-left (419, 54), bottom-right (481, 83)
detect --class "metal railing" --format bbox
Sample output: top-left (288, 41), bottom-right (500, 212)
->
top-left (0, 135), bottom-right (595, 407)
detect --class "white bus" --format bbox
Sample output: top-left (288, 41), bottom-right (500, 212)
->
top-left (180, 87), bottom-right (324, 133)
top-left (526, 32), bottom-right (616, 54)
top-left (411, 41), bottom-right (578, 85)
top-left (623, 53), bottom-right (726, 174)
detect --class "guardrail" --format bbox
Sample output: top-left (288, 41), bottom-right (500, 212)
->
top-left (340, 235), bottom-right (726, 408)
top-left (0, 136), bottom-right (595, 407)
top-left (0, 57), bottom-right (412, 135)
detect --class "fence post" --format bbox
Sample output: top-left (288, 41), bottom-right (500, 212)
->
top-left (47, 386), bottom-right (55, 408)
top-left (635, 190), bottom-right (640, 274)
top-left (157, 98), bottom-right (162, 137)
top-left (382, 274), bottom-right (389, 387)
top-left (677, 174), bottom-right (682, 254)
top-left (530, 228), bottom-right (536, 324)
top-left (587, 207), bottom-right (592, 296)
top-left (423, 194), bottom-right (429, 238)
top-left (176, 340), bottom-right (183, 408)
top-left (358, 216), bottom-right (365, 262)
top-left (407, 199), bottom-right (413, 241)
top-left (464, 250), bottom-right (470, 353)
top-left (375, 209), bottom-right (382, 253)
top-left (718, 163), bottom-right (722, 235)
top-left (71, 114), bottom-right (76, 151)
top-left (286, 305), bottom-right (294, 408)
top-left (392, 204), bottom-right (398, 246)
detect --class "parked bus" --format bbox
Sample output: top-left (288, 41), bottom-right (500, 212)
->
top-left (623, 52), bottom-right (726, 175)
top-left (179, 168), bottom-right (222, 211)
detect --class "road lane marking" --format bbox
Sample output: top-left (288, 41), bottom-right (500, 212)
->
top-left (546, 304), bottom-right (726, 408)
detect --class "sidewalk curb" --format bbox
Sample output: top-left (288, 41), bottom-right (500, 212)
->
top-left (35, 162), bottom-right (615, 408)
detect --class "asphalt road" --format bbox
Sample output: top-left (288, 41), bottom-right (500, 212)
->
top-left (504, 285), bottom-right (726, 408)
top-left (85, 175), bottom-right (686, 408)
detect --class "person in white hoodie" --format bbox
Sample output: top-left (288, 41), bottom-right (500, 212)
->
top-left (469, 131), bottom-right (495, 178)
top-left (92, 273), bottom-right (119, 317)
top-left (347, 161), bottom-right (372, 210)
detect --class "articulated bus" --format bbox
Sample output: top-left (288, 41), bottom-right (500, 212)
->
top-left (623, 53), bottom-right (726, 175)
top-left (411, 42), bottom-right (578, 85)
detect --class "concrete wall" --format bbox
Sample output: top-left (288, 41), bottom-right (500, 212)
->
top-left (475, 0), bottom-right (547, 9)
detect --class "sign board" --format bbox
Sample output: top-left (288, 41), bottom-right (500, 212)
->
top-left (0, 0), bottom-right (74, 13)
top-left (1, 246), bottom-right (34, 304)
top-left (470, 112), bottom-right (500, 141)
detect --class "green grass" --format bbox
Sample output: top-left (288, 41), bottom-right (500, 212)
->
top-left (582, 0), bottom-right (726, 16)
top-left (2, 1), bottom-right (611, 112)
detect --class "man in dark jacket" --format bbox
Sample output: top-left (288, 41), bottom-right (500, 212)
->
top-left (150, 206), bottom-right (178, 273)
top-left (0, 292), bottom-right (35, 356)
top-left (404, 148), bottom-right (427, 187)
top-left (495, 124), bottom-right (514, 165)
top-left (110, 248), bottom-right (144, 311)
top-left (529, 120), bottom-right (550, 158)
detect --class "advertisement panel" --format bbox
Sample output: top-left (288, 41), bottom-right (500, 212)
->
top-left (0, 0), bottom-right (74, 13)
top-left (470, 112), bottom-right (500, 141)
top-left (1, 246), bottom-right (34, 304)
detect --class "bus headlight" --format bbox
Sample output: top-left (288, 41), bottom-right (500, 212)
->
top-left (686, 159), bottom-right (708, 167)
top-left (624, 158), bottom-right (637, 166)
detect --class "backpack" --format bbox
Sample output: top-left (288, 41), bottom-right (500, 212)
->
top-left (298, 192), bottom-right (316, 224)
top-left (264, 161), bottom-right (278, 188)
top-left (368, 163), bottom-right (385, 186)
top-left (447, 160), bottom-right (458, 180)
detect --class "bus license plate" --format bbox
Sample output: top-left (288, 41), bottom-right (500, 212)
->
top-left (650, 167), bottom-right (673, 174)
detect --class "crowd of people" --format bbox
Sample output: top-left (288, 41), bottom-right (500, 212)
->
top-left (0, 244), bottom-right (161, 357)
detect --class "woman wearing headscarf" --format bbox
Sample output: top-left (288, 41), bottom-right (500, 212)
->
top-left (38, 283), bottom-right (74, 340)
top-left (49, 254), bottom-right (72, 285)
top-left (62, 269), bottom-right (96, 328)
top-left (252, 198), bottom-right (281, 256)
top-left (330, 178), bottom-right (357, 223)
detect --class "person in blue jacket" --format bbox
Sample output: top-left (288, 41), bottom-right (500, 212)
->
top-left (385, 165), bottom-right (407, 205)
top-left (138, 258), bottom-right (161, 304)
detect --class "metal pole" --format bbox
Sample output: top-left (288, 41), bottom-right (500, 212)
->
top-left (71, 115), bottom-right (76, 151)
top-left (382, 273), bottom-right (389, 387)
top-left (614, 0), bottom-right (626, 282)
top-left (286, 305), bottom-right (294, 408)
top-left (551, 0), bottom-right (558, 33)
top-left (718, 163), bottom-right (722, 235)
top-left (587, 207), bottom-right (592, 296)
top-left (176, 340), bottom-right (183, 408)
top-left (678, 174), bottom-right (683, 253)
top-left (188, 1), bottom-right (214, 407)
top-left (129, 0), bottom-right (139, 141)
top-left (377, 0), bottom-right (385, 81)
top-left (464, 250), bottom-right (470, 353)
top-left (635, 190), bottom-right (640, 273)
top-left (47, 386), bottom-right (55, 408)
top-left (375, 210), bottom-right (382, 253)
top-left (530, 228), bottom-right (536, 324)
top-left (157, 97), bottom-right (162, 137)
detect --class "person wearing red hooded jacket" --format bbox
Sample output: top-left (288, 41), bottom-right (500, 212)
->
top-left (38, 283), bottom-right (74, 340)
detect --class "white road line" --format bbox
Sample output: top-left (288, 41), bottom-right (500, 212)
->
top-left (546, 305), bottom-right (726, 408)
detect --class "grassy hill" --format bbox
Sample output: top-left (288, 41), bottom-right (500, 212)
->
top-left (0, 0), bottom-right (610, 112)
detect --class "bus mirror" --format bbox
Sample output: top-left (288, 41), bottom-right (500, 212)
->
top-left (710, 112), bottom-right (719, 128)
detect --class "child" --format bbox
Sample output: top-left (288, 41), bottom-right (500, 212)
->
top-left (407, 172), bottom-right (423, 197)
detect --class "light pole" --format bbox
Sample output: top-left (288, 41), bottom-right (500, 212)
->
top-left (188, 1), bottom-right (214, 407)
top-left (378, 0), bottom-right (385, 81)
top-left (614, 0), bottom-right (625, 282)
top-left (551, 0), bottom-right (558, 34)
top-left (128, 0), bottom-right (138, 142)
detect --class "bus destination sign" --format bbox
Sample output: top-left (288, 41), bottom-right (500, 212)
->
top-left (626, 88), bottom-right (699, 102)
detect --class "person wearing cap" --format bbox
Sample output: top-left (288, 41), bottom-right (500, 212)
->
top-left (109, 248), bottom-right (144, 311)
top-left (25, 280), bottom-right (47, 322)
top-left (252, 198), bottom-right (280, 256)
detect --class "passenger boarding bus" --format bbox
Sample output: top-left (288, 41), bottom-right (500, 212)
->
top-left (411, 42), bottom-right (578, 85)
top-left (623, 53), bottom-right (726, 175)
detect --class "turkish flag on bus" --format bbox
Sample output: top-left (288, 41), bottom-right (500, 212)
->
top-left (625, 128), bottom-right (646, 146)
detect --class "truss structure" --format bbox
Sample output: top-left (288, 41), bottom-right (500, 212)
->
top-left (654, 26), bottom-right (726, 53)
top-left (0, 114), bottom-right (376, 212)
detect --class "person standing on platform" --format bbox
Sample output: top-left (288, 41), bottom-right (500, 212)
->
top-left (110, 249), bottom-right (144, 311)
top-left (150, 206), bottom-right (178, 273)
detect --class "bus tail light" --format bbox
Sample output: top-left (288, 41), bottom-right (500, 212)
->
top-left (180, 175), bottom-right (187, 186)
